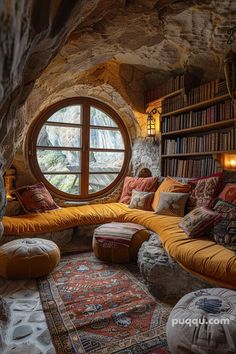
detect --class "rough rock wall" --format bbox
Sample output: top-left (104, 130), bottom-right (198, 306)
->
top-left (2, 0), bottom-right (235, 171)
top-left (1, 0), bottom-right (236, 208)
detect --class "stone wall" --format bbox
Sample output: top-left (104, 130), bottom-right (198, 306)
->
top-left (1, 0), bottom-right (236, 208)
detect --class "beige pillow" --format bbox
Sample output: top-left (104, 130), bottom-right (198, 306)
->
top-left (152, 176), bottom-right (191, 211)
top-left (155, 192), bottom-right (189, 217)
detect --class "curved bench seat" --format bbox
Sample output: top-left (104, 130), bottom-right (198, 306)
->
top-left (2, 202), bottom-right (236, 290)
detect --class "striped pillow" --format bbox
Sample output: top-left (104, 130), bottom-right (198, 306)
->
top-left (179, 207), bottom-right (221, 238)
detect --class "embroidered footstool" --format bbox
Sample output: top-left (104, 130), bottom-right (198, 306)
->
top-left (92, 222), bottom-right (150, 263)
top-left (0, 238), bottom-right (60, 279)
top-left (167, 288), bottom-right (236, 354)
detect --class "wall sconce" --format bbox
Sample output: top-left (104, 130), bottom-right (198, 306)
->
top-left (223, 153), bottom-right (236, 170)
top-left (147, 108), bottom-right (160, 144)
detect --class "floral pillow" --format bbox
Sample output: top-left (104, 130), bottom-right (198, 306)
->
top-left (217, 183), bottom-right (236, 205)
top-left (179, 207), bottom-right (221, 238)
top-left (12, 182), bottom-right (60, 214)
top-left (119, 176), bottom-right (159, 204)
top-left (212, 199), bottom-right (236, 250)
top-left (128, 190), bottom-right (154, 211)
top-left (155, 192), bottom-right (189, 217)
top-left (187, 173), bottom-right (223, 211)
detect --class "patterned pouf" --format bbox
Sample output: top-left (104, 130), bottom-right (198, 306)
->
top-left (167, 288), bottom-right (236, 354)
top-left (0, 238), bottom-right (60, 279)
top-left (93, 222), bottom-right (150, 263)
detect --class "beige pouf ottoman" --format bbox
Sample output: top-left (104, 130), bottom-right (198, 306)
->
top-left (93, 222), bottom-right (150, 263)
top-left (167, 288), bottom-right (236, 354)
top-left (0, 238), bottom-right (60, 279)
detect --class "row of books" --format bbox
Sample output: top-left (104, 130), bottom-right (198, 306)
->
top-left (161, 94), bottom-right (187, 114)
top-left (163, 157), bottom-right (217, 178)
top-left (187, 80), bottom-right (228, 106)
top-left (146, 75), bottom-right (185, 102)
top-left (161, 99), bottom-right (234, 132)
top-left (161, 80), bottom-right (228, 114)
top-left (163, 128), bottom-right (236, 154)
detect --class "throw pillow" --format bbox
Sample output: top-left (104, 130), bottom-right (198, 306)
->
top-left (119, 176), bottom-right (159, 204)
top-left (155, 192), bottom-right (189, 217)
top-left (128, 190), bottom-right (154, 211)
top-left (179, 207), bottom-right (221, 238)
top-left (217, 183), bottom-right (236, 205)
top-left (212, 199), bottom-right (236, 250)
top-left (187, 173), bottom-right (223, 211)
top-left (12, 182), bottom-right (60, 214)
top-left (151, 176), bottom-right (191, 211)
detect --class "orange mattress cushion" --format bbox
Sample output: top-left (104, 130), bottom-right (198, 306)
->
top-left (2, 203), bottom-right (129, 235)
top-left (121, 208), bottom-right (236, 289)
top-left (2, 202), bottom-right (236, 289)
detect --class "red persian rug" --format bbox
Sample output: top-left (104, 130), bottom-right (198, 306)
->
top-left (38, 253), bottom-right (171, 354)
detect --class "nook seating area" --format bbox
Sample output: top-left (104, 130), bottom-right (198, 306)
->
top-left (3, 174), bottom-right (236, 290)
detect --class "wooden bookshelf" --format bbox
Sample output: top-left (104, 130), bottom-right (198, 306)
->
top-left (162, 119), bottom-right (235, 137)
top-left (147, 88), bottom-right (185, 107)
top-left (160, 94), bottom-right (230, 118)
top-left (162, 150), bottom-right (236, 158)
top-left (146, 77), bottom-right (236, 178)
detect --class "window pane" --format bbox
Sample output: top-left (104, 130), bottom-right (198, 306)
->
top-left (37, 150), bottom-right (81, 173)
top-left (37, 125), bottom-right (81, 147)
top-left (89, 174), bottom-right (118, 194)
top-left (44, 174), bottom-right (80, 194)
top-left (90, 129), bottom-right (124, 149)
top-left (48, 106), bottom-right (81, 124)
top-left (89, 151), bottom-right (124, 172)
top-left (90, 107), bottom-right (118, 127)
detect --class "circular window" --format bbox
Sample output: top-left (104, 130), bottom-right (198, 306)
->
top-left (27, 98), bottom-right (131, 200)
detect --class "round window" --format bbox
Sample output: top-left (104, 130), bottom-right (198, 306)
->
top-left (27, 98), bottom-right (131, 200)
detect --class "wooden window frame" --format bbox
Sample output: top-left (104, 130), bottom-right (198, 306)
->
top-left (26, 97), bottom-right (131, 201)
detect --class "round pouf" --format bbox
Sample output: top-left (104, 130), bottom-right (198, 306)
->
top-left (167, 288), bottom-right (236, 354)
top-left (0, 238), bottom-right (60, 279)
top-left (93, 222), bottom-right (150, 263)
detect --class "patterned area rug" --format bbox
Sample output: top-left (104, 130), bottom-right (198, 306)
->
top-left (38, 253), bottom-right (171, 354)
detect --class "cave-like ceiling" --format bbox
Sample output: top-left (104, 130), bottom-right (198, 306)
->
top-left (0, 0), bottom-right (236, 170)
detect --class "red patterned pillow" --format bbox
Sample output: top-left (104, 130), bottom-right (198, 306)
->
top-left (217, 183), bottom-right (236, 205)
top-left (187, 173), bottom-right (223, 211)
top-left (12, 182), bottom-right (60, 214)
top-left (179, 207), bottom-right (221, 238)
top-left (119, 176), bottom-right (159, 204)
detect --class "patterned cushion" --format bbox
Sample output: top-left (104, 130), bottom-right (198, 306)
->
top-left (179, 207), bottom-right (221, 238)
top-left (12, 182), bottom-right (60, 214)
top-left (155, 192), bottom-right (189, 217)
top-left (119, 176), bottom-right (159, 204)
top-left (167, 288), bottom-right (236, 354)
top-left (187, 173), bottom-right (223, 211)
top-left (217, 183), bottom-right (236, 204)
top-left (128, 190), bottom-right (154, 211)
top-left (151, 176), bottom-right (191, 211)
top-left (212, 199), bottom-right (236, 250)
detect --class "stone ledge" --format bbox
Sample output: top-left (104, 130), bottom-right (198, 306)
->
top-left (138, 232), bottom-right (212, 300)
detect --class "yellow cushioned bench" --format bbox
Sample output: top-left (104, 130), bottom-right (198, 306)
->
top-left (2, 202), bottom-right (236, 290)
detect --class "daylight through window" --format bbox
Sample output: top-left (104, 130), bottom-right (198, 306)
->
top-left (27, 98), bottom-right (131, 199)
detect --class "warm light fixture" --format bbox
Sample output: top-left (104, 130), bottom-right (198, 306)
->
top-left (4, 166), bottom-right (16, 200)
top-left (223, 153), bottom-right (236, 170)
top-left (147, 108), bottom-right (158, 139)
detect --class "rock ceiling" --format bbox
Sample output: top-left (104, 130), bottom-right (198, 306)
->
top-left (0, 0), bottom-right (236, 170)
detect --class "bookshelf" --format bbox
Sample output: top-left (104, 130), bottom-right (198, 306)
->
top-left (146, 77), bottom-right (236, 178)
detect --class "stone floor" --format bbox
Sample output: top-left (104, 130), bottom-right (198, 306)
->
top-left (0, 278), bottom-right (55, 354)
